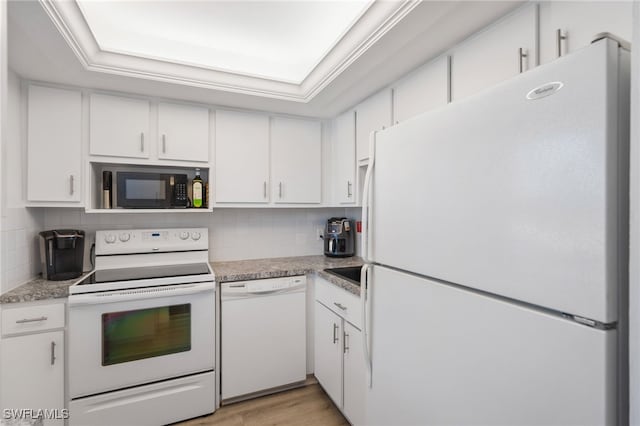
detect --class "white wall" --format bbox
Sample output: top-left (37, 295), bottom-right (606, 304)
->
top-left (629, 2), bottom-right (639, 424)
top-left (43, 207), bottom-right (362, 269)
top-left (0, 70), bottom-right (44, 293)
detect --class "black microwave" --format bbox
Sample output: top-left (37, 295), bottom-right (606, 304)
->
top-left (116, 172), bottom-right (188, 208)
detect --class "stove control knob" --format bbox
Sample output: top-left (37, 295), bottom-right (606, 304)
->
top-left (179, 231), bottom-right (190, 240)
top-left (191, 231), bottom-right (201, 241)
top-left (105, 234), bottom-right (117, 244)
top-left (119, 233), bottom-right (131, 242)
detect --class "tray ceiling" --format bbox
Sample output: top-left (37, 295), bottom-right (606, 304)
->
top-left (76, 0), bottom-right (373, 85)
top-left (9, 1), bottom-right (523, 117)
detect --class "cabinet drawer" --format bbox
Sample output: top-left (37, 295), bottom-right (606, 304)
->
top-left (315, 277), bottom-right (361, 329)
top-left (2, 303), bottom-right (65, 336)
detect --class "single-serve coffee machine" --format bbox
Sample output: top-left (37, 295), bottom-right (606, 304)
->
top-left (39, 229), bottom-right (85, 281)
top-left (324, 218), bottom-right (355, 258)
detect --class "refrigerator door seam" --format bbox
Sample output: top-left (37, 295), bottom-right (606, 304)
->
top-left (374, 262), bottom-right (617, 330)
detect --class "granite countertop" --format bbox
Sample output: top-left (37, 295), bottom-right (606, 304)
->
top-left (0, 274), bottom-right (89, 304)
top-left (0, 255), bottom-right (364, 304)
top-left (212, 255), bottom-right (363, 295)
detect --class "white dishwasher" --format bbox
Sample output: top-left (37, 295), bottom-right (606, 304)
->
top-left (221, 276), bottom-right (307, 401)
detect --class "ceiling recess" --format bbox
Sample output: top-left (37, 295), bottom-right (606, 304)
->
top-left (39, 0), bottom-right (421, 103)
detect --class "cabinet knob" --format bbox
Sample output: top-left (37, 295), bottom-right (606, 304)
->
top-left (162, 134), bottom-right (167, 153)
top-left (332, 323), bottom-right (339, 344)
top-left (69, 175), bottom-right (74, 195)
top-left (140, 132), bottom-right (145, 152)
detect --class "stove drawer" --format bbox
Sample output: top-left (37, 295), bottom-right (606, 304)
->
top-left (2, 303), bottom-right (65, 336)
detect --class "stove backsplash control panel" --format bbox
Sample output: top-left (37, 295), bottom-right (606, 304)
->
top-left (96, 228), bottom-right (208, 255)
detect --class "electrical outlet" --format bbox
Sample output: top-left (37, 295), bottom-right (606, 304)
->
top-left (316, 227), bottom-right (324, 241)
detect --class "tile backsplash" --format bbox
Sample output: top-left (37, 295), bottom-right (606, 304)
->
top-left (1, 207), bottom-right (44, 293)
top-left (43, 207), bottom-right (361, 270)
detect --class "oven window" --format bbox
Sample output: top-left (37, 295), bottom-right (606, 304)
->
top-left (125, 179), bottom-right (166, 200)
top-left (102, 304), bottom-right (191, 366)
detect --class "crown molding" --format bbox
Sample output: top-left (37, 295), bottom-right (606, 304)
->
top-left (38, 0), bottom-right (420, 103)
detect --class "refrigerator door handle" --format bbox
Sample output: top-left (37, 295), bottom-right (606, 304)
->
top-left (361, 263), bottom-right (372, 388)
top-left (361, 130), bottom-right (376, 263)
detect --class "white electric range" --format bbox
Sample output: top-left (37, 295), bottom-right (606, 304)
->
top-left (67, 228), bottom-right (216, 426)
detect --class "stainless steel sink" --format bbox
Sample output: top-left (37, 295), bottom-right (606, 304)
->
top-left (323, 266), bottom-right (362, 286)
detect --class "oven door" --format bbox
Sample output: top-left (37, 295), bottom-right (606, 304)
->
top-left (68, 282), bottom-right (215, 398)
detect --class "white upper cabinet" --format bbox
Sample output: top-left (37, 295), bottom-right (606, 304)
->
top-left (538, 1), bottom-right (632, 64)
top-left (332, 110), bottom-right (356, 205)
top-left (90, 93), bottom-right (150, 159)
top-left (271, 117), bottom-right (322, 204)
top-left (393, 55), bottom-right (449, 124)
top-left (27, 85), bottom-right (82, 204)
top-left (215, 110), bottom-right (270, 203)
top-left (451, 3), bottom-right (537, 101)
top-left (356, 89), bottom-right (392, 162)
top-left (158, 102), bottom-right (209, 162)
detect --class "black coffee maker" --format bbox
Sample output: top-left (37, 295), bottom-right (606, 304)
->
top-left (39, 230), bottom-right (85, 281)
top-left (324, 218), bottom-right (355, 258)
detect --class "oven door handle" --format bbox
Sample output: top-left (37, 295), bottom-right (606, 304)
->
top-left (68, 282), bottom-right (215, 306)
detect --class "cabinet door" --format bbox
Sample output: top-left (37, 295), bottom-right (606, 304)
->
top-left (158, 102), bottom-right (209, 162)
top-left (314, 301), bottom-right (343, 407)
top-left (271, 117), bottom-right (321, 204)
top-left (332, 110), bottom-right (356, 205)
top-left (27, 85), bottom-right (82, 203)
top-left (343, 322), bottom-right (366, 426)
top-left (89, 93), bottom-right (150, 159)
top-left (356, 90), bottom-right (392, 162)
top-left (0, 331), bottom-right (64, 425)
top-left (451, 3), bottom-right (537, 101)
top-left (393, 55), bottom-right (449, 124)
top-left (215, 110), bottom-right (270, 203)
top-left (539, 1), bottom-right (632, 65)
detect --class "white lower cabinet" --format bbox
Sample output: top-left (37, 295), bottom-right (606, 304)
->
top-left (314, 301), bottom-right (344, 406)
top-left (342, 321), bottom-right (366, 426)
top-left (314, 278), bottom-right (365, 425)
top-left (0, 303), bottom-right (66, 425)
top-left (0, 330), bottom-right (64, 425)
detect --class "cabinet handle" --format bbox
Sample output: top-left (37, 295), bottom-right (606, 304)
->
top-left (332, 323), bottom-right (339, 344)
top-left (344, 332), bottom-right (349, 354)
top-left (556, 29), bottom-right (567, 58)
top-left (16, 316), bottom-right (48, 324)
top-left (50, 341), bottom-right (56, 365)
top-left (518, 48), bottom-right (528, 73)
top-left (278, 182), bottom-right (283, 199)
top-left (69, 175), bottom-right (74, 195)
top-left (140, 132), bottom-right (145, 152)
top-left (347, 181), bottom-right (352, 198)
top-left (263, 181), bottom-right (267, 198)
top-left (162, 134), bottom-right (166, 153)
top-left (333, 302), bottom-right (347, 311)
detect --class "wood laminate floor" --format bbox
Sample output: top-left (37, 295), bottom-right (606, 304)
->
top-left (176, 384), bottom-right (348, 426)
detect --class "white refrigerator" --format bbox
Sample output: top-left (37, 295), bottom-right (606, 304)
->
top-left (361, 36), bottom-right (629, 426)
